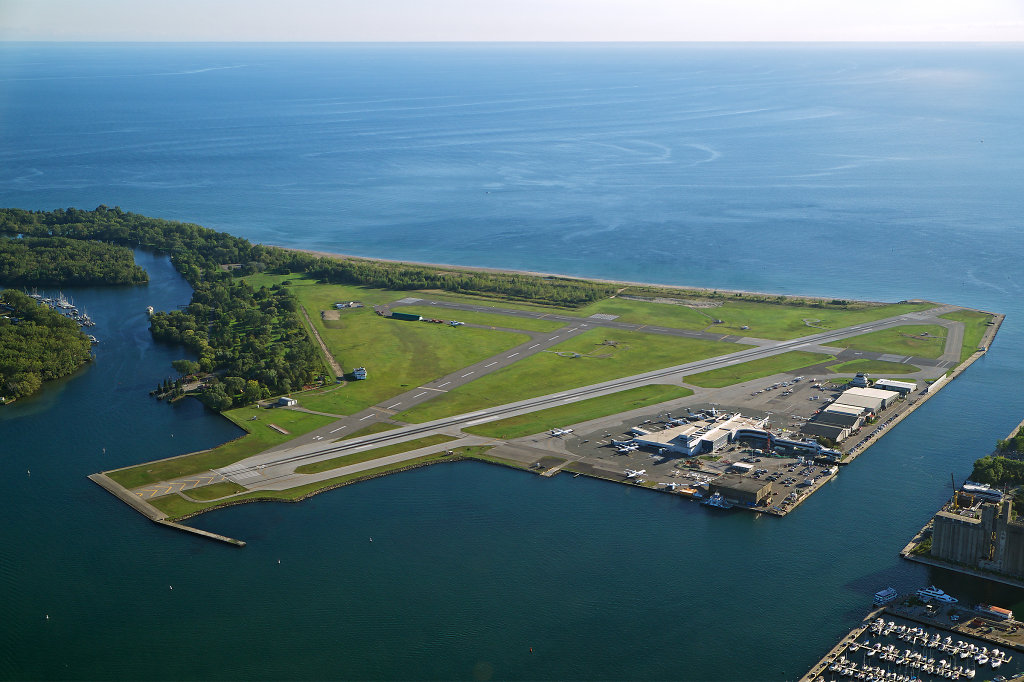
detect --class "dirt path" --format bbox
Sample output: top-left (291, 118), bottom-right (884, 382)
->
top-left (300, 305), bottom-right (345, 378)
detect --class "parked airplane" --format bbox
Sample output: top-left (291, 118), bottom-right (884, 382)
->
top-left (617, 443), bottom-right (639, 454)
top-left (624, 469), bottom-right (647, 478)
top-left (549, 428), bottom-right (574, 437)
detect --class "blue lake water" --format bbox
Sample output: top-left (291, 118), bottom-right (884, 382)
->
top-left (1, 43), bottom-right (1023, 680)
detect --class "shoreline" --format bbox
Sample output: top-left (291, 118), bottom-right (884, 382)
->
top-left (269, 245), bottom-right (905, 305)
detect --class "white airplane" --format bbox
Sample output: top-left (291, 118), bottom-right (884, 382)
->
top-left (661, 482), bottom-right (682, 490)
top-left (549, 428), bottom-right (574, 437)
top-left (617, 444), bottom-right (639, 454)
top-left (624, 469), bottom-right (647, 478)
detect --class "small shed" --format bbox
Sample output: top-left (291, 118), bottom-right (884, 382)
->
top-left (352, 367), bottom-right (367, 380)
top-left (277, 396), bottom-right (298, 407)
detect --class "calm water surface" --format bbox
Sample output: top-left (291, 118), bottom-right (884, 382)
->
top-left (0, 44), bottom-right (1022, 680)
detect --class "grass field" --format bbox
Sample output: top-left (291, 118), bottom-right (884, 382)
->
top-left (463, 385), bottom-right (693, 439)
top-left (184, 481), bottom-right (247, 500)
top-left (683, 351), bottom-right (834, 388)
top-left (940, 310), bottom-right (994, 362)
top-left (403, 290), bottom-right (934, 340)
top-left (834, 325), bottom-right (947, 359)
top-left (398, 306), bottom-right (564, 332)
top-left (826, 359), bottom-right (921, 375)
top-left (106, 406), bottom-right (337, 489)
top-left (294, 434), bottom-right (456, 474)
top-left (244, 275), bottom-right (529, 416)
top-left (395, 328), bottom-right (745, 423)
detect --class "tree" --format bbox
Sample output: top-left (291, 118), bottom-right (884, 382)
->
top-left (171, 359), bottom-right (201, 376)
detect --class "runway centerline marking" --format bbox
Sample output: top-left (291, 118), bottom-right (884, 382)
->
top-left (484, 361), bottom-right (498, 367)
top-left (359, 415), bottom-right (374, 421)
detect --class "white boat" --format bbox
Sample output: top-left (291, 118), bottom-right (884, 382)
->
top-left (873, 587), bottom-right (899, 605)
top-left (917, 585), bottom-right (958, 603)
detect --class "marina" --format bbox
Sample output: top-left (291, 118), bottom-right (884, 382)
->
top-left (802, 595), bottom-right (1024, 682)
top-left (26, 288), bottom-right (97, 328)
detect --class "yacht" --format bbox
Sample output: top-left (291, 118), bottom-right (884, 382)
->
top-left (917, 585), bottom-right (958, 603)
top-left (873, 587), bottom-right (899, 605)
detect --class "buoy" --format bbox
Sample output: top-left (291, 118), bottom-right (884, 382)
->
top-left (45, 615), bottom-right (49, 620)
top-left (277, 559), bottom-right (281, 564)
top-left (169, 585), bottom-right (173, 590)
top-left (529, 648), bottom-right (533, 653)
top-left (27, 470), bottom-right (30, 476)
top-left (369, 537), bottom-right (373, 542)
top-left (102, 447), bottom-right (106, 454)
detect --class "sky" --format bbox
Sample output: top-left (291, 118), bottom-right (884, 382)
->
top-left (1, 0), bottom-right (1023, 42)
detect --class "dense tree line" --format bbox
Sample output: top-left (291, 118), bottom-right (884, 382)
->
top-left (149, 279), bottom-right (321, 409)
top-left (0, 236), bottom-right (148, 286)
top-left (0, 289), bottom-right (92, 402)
top-left (0, 206), bottom-right (616, 305)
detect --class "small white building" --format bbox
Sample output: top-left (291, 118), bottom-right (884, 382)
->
top-left (277, 396), bottom-right (298, 407)
top-left (352, 367), bottom-right (367, 380)
top-left (873, 379), bottom-right (917, 395)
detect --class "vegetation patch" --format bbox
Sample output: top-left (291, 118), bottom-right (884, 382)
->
top-left (294, 434), bottom-right (456, 474)
top-left (245, 276), bottom-right (529, 416)
top-left (826, 359), bottom-right (921, 375)
top-left (971, 455), bottom-right (1024, 488)
top-left (463, 385), bottom-right (693, 439)
top-left (184, 481), bottom-right (247, 501)
top-left (106, 407), bottom-right (336, 489)
top-left (940, 309), bottom-right (995, 363)
top-left (833, 325), bottom-right (947, 359)
top-left (684, 351), bottom-right (834, 388)
top-left (396, 329), bottom-right (745, 423)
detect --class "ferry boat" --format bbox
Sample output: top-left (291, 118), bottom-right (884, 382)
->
top-left (917, 585), bottom-right (958, 603)
top-left (701, 492), bottom-right (733, 509)
top-left (873, 587), bottom-right (899, 605)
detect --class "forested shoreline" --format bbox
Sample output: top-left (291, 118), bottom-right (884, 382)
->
top-left (0, 289), bottom-right (92, 402)
top-left (0, 236), bottom-right (148, 287)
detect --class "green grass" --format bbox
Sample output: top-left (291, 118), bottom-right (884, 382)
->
top-left (940, 309), bottom-right (995, 363)
top-left (683, 351), bottom-right (835, 388)
top-left (402, 290), bottom-right (934, 341)
top-left (294, 434), bottom-right (457, 474)
top-left (106, 406), bottom-right (337, 489)
top-left (337, 422), bottom-right (401, 441)
top-left (184, 481), bottom-right (247, 500)
top-left (395, 328), bottom-right (746, 423)
top-left (249, 276), bottom-right (529, 416)
top-left (149, 446), bottom-right (497, 520)
top-left (833, 325), bottom-right (947, 359)
top-left (398, 306), bottom-right (564, 332)
top-left (463, 385), bottom-right (693, 439)
top-left (826, 359), bottom-right (921, 375)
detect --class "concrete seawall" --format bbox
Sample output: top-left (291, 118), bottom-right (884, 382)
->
top-left (88, 473), bottom-right (246, 547)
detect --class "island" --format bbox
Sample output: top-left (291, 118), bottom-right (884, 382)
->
top-left (0, 207), bottom-right (1001, 540)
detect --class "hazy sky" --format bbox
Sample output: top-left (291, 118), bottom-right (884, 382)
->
top-left (2, 0), bottom-right (1023, 42)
